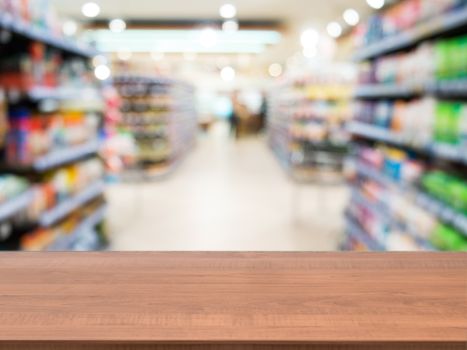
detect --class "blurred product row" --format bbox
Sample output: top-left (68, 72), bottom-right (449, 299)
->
top-left (344, 0), bottom-right (467, 252)
top-left (0, 0), bottom-right (197, 250)
top-left (267, 0), bottom-right (467, 251)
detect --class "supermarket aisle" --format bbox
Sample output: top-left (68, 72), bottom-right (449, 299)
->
top-left (106, 122), bottom-right (348, 251)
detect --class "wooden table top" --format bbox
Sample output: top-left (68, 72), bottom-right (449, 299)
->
top-left (0, 252), bottom-right (466, 344)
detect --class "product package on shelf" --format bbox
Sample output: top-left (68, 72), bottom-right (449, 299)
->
top-left (345, 0), bottom-right (467, 252)
top-left (5, 106), bottom-right (100, 168)
top-left (16, 157), bottom-right (106, 251)
top-left (345, 144), bottom-right (467, 252)
top-left (0, 156), bottom-right (106, 251)
top-left (0, 0), bottom-right (94, 58)
top-left (0, 174), bottom-right (33, 250)
top-left (21, 198), bottom-right (106, 251)
top-left (267, 64), bottom-right (355, 182)
top-left (30, 158), bottom-right (104, 217)
top-left (100, 85), bottom-right (128, 180)
top-left (0, 0), bottom-right (62, 35)
top-left (0, 0), bottom-right (106, 251)
top-left (353, 0), bottom-right (467, 54)
top-left (114, 75), bottom-right (197, 179)
top-left (0, 88), bottom-right (7, 147)
top-left (0, 41), bottom-right (99, 98)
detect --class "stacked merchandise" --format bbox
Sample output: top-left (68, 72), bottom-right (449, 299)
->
top-left (100, 85), bottom-right (128, 181)
top-left (267, 66), bottom-right (354, 181)
top-left (21, 159), bottom-right (105, 251)
top-left (0, 0), bottom-right (91, 56)
top-left (114, 76), bottom-right (197, 179)
top-left (345, 0), bottom-right (467, 251)
top-left (0, 0), bottom-right (107, 251)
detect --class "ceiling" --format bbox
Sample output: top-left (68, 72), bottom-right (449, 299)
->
top-left (51, 0), bottom-right (376, 82)
top-left (52, 0), bottom-right (372, 29)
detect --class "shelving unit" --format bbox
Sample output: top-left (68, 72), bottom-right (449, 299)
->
top-left (0, 3), bottom-right (107, 251)
top-left (353, 5), bottom-right (467, 62)
top-left (344, 214), bottom-right (385, 251)
top-left (349, 187), bottom-right (437, 251)
top-left (38, 180), bottom-right (105, 227)
top-left (267, 66), bottom-right (354, 182)
top-left (114, 75), bottom-right (197, 179)
top-left (0, 189), bottom-right (33, 222)
top-left (0, 13), bottom-right (96, 58)
top-left (354, 80), bottom-right (467, 99)
top-left (3, 140), bottom-right (101, 172)
top-left (354, 84), bottom-right (422, 99)
top-left (347, 122), bottom-right (467, 164)
top-left (345, 0), bottom-right (467, 252)
top-left (46, 204), bottom-right (107, 251)
top-left (354, 160), bottom-right (467, 237)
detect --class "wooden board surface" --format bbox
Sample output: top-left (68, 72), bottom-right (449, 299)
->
top-left (0, 252), bottom-right (466, 344)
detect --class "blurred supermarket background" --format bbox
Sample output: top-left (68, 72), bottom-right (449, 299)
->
top-left (0, 0), bottom-right (466, 252)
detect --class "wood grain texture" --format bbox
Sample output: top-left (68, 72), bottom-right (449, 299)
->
top-left (0, 344), bottom-right (465, 350)
top-left (0, 252), bottom-right (466, 346)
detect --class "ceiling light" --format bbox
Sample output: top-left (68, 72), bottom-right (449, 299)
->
top-left (94, 65), bottom-right (110, 80)
top-left (220, 66), bottom-right (236, 82)
top-left (117, 50), bottom-right (132, 61)
top-left (268, 63), bottom-right (283, 78)
top-left (62, 20), bottom-right (78, 36)
top-left (300, 28), bottom-right (319, 48)
top-left (151, 51), bottom-right (165, 61)
top-left (86, 28), bottom-right (281, 54)
top-left (343, 9), bottom-right (360, 26)
top-left (199, 28), bottom-right (218, 48)
top-left (219, 4), bottom-right (237, 19)
top-left (92, 54), bottom-right (108, 67)
top-left (367, 0), bottom-right (385, 9)
top-left (109, 18), bottom-right (126, 33)
top-left (222, 20), bottom-right (239, 32)
top-left (81, 2), bottom-right (100, 18)
top-left (303, 46), bottom-right (317, 58)
top-left (326, 22), bottom-right (342, 38)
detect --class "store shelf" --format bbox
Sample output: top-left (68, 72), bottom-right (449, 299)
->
top-left (355, 161), bottom-right (467, 238)
top-left (0, 13), bottom-right (97, 58)
top-left (39, 180), bottom-right (105, 227)
top-left (47, 204), bottom-right (107, 251)
top-left (353, 6), bottom-right (467, 61)
top-left (115, 75), bottom-right (197, 176)
top-left (350, 188), bottom-right (436, 251)
top-left (27, 86), bottom-right (102, 102)
top-left (427, 79), bottom-right (467, 97)
top-left (348, 122), bottom-right (405, 144)
top-left (345, 215), bottom-right (386, 251)
top-left (348, 122), bottom-right (467, 165)
top-left (416, 192), bottom-right (467, 238)
top-left (0, 190), bottom-right (33, 222)
top-left (355, 80), bottom-right (467, 99)
top-left (7, 140), bottom-right (100, 172)
top-left (354, 84), bottom-right (421, 99)
top-left (354, 160), bottom-right (405, 189)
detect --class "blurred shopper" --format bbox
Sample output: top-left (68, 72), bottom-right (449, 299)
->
top-left (228, 92), bottom-right (238, 138)
top-left (258, 92), bottom-right (268, 132)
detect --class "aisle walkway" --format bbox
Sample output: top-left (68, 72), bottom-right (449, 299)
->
top-left (106, 123), bottom-right (348, 250)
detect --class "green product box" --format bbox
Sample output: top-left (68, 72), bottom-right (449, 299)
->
top-left (435, 41), bottom-right (448, 80)
top-left (422, 172), bottom-right (448, 200)
top-left (430, 224), bottom-right (467, 251)
top-left (448, 103), bottom-right (462, 145)
top-left (450, 179), bottom-right (467, 214)
top-left (434, 102), bottom-right (451, 143)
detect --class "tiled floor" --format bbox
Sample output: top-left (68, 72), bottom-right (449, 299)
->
top-left (106, 123), bottom-right (348, 251)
